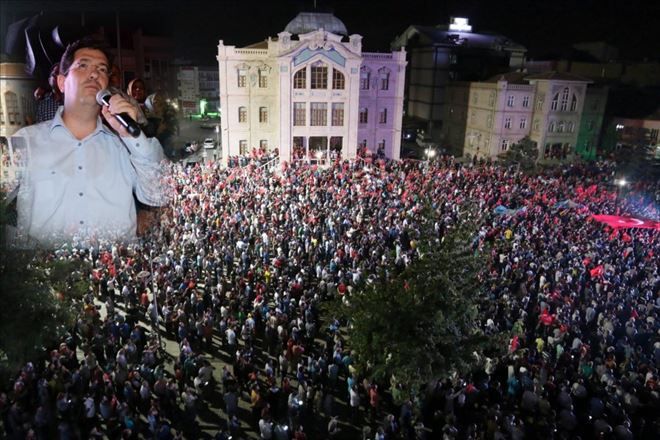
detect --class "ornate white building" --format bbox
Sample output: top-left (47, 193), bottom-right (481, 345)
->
top-left (217, 12), bottom-right (406, 162)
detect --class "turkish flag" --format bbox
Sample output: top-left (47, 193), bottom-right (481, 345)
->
top-left (592, 215), bottom-right (660, 230)
top-left (590, 265), bottom-right (604, 278)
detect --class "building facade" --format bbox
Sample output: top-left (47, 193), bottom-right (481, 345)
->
top-left (446, 72), bottom-right (606, 162)
top-left (0, 63), bottom-right (36, 139)
top-left (217, 12), bottom-right (406, 162)
top-left (392, 17), bottom-right (526, 150)
top-left (177, 66), bottom-right (220, 116)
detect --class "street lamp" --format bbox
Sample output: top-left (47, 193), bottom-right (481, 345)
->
top-left (425, 147), bottom-right (436, 161)
top-left (614, 178), bottom-right (627, 212)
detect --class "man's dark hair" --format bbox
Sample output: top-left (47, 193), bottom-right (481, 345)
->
top-left (59, 37), bottom-right (113, 76)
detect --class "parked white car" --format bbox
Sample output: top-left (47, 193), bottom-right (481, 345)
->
top-left (203, 138), bottom-right (215, 149)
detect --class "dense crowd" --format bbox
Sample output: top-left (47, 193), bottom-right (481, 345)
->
top-left (2, 156), bottom-right (659, 440)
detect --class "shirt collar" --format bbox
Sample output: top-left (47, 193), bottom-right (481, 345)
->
top-left (49, 106), bottom-right (114, 137)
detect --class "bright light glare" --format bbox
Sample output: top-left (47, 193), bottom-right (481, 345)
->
top-left (615, 178), bottom-right (627, 187)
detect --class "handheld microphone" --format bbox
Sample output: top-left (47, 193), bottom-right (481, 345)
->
top-left (96, 89), bottom-right (142, 137)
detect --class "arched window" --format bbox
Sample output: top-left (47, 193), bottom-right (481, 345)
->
top-left (570, 94), bottom-right (578, 111)
top-left (332, 69), bottom-right (345, 90)
top-left (4, 92), bottom-right (19, 125)
top-left (310, 61), bottom-right (327, 89)
top-left (551, 93), bottom-right (559, 111)
top-left (560, 87), bottom-right (569, 111)
top-left (378, 67), bottom-right (391, 90)
top-left (360, 67), bottom-right (370, 90)
top-left (293, 69), bottom-right (306, 89)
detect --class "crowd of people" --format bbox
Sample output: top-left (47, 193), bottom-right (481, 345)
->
top-left (2, 155), bottom-right (659, 439)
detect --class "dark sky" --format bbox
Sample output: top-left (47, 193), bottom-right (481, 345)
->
top-left (2, 0), bottom-right (659, 63)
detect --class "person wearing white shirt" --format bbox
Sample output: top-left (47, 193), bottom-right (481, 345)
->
top-left (11, 37), bottom-right (167, 247)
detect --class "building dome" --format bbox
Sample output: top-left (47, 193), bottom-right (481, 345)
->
top-left (284, 12), bottom-right (348, 36)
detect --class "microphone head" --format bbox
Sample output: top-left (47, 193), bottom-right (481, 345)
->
top-left (96, 89), bottom-right (112, 106)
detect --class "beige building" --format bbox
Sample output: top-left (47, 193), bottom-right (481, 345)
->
top-left (217, 12), bottom-right (406, 163)
top-left (0, 63), bottom-right (37, 139)
top-left (446, 72), bottom-right (597, 162)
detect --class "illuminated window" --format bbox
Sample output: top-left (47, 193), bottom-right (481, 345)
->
top-left (504, 117), bottom-right (512, 129)
top-left (570, 94), bottom-right (577, 111)
top-left (259, 107), bottom-right (268, 123)
top-left (239, 140), bottom-right (248, 155)
top-left (522, 96), bottom-right (530, 108)
top-left (551, 94), bottom-right (558, 111)
top-left (359, 107), bottom-right (368, 123)
top-left (560, 88), bottom-right (569, 111)
top-left (293, 102), bottom-right (306, 126)
top-left (379, 108), bottom-right (388, 124)
top-left (331, 103), bottom-right (344, 126)
top-left (310, 102), bottom-right (327, 126)
top-left (258, 70), bottom-right (268, 88)
top-left (380, 72), bottom-right (390, 90)
top-left (293, 69), bottom-right (306, 89)
top-left (360, 68), bottom-right (370, 90)
top-left (520, 118), bottom-right (527, 129)
top-left (310, 62), bottom-right (327, 89)
top-left (332, 69), bottom-right (345, 89)
top-left (507, 95), bottom-right (514, 107)
top-left (238, 106), bottom-right (247, 123)
top-left (501, 139), bottom-right (509, 151)
top-left (4, 92), bottom-right (19, 125)
top-left (237, 69), bottom-right (247, 88)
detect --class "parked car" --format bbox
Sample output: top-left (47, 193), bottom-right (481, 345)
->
top-left (203, 138), bottom-right (215, 149)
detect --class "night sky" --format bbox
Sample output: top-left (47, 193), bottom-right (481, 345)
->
top-left (2, 0), bottom-right (659, 64)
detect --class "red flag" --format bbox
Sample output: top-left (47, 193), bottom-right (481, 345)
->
top-left (590, 265), bottom-right (604, 278)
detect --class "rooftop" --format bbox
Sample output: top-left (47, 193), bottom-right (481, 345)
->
top-left (284, 12), bottom-right (348, 36)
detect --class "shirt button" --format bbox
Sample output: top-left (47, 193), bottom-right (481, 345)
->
top-left (79, 192), bottom-right (84, 196)
top-left (78, 142), bottom-right (82, 147)
top-left (80, 220), bottom-right (84, 224)
top-left (136, 143), bottom-right (140, 147)
top-left (78, 166), bottom-right (83, 170)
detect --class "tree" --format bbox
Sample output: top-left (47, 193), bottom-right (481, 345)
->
top-left (498, 136), bottom-right (539, 171)
top-left (324, 217), bottom-right (504, 402)
top-left (0, 198), bottom-right (88, 382)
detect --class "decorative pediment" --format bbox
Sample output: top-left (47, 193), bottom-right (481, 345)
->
top-left (293, 47), bottom-right (346, 67)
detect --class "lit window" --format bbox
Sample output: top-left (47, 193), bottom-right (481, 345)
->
top-left (522, 96), bottom-right (530, 108)
top-left (259, 107), bottom-right (268, 123)
top-left (560, 87), bottom-right (569, 111)
top-left (359, 107), bottom-right (368, 124)
top-left (258, 70), bottom-right (268, 88)
top-left (237, 69), bottom-right (247, 88)
top-left (5, 91), bottom-right (19, 125)
top-left (379, 108), bottom-right (388, 124)
top-left (520, 118), bottom-right (527, 129)
top-left (332, 69), bottom-right (345, 89)
top-left (570, 94), bottom-right (577, 111)
top-left (551, 94), bottom-right (558, 111)
top-left (310, 62), bottom-right (328, 89)
top-left (507, 95), bottom-right (514, 107)
top-left (293, 103), bottom-right (306, 126)
top-left (568, 121), bottom-right (574, 132)
top-left (360, 68), bottom-right (370, 90)
top-left (331, 103), bottom-right (344, 126)
top-left (380, 72), bottom-right (390, 90)
top-left (310, 102), bottom-right (327, 126)
top-left (293, 69), bottom-right (306, 89)
top-left (238, 106), bottom-right (247, 123)
top-left (504, 117), bottom-right (512, 129)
